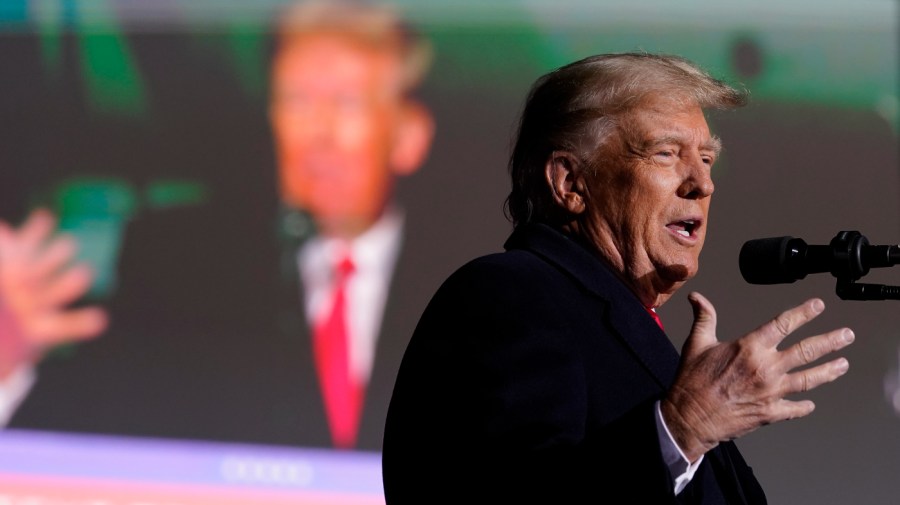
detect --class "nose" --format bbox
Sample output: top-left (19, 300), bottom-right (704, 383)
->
top-left (677, 157), bottom-right (715, 199)
top-left (305, 101), bottom-right (338, 144)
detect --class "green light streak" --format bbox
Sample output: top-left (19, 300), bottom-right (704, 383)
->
top-left (74, 0), bottom-right (147, 117)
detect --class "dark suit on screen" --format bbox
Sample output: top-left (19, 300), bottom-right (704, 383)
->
top-left (382, 223), bottom-right (766, 503)
top-left (10, 199), bottom-right (440, 451)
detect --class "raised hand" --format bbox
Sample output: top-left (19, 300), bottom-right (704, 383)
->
top-left (661, 291), bottom-right (854, 462)
top-left (0, 209), bottom-right (108, 379)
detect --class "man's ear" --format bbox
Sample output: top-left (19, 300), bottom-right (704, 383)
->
top-left (544, 151), bottom-right (587, 215)
top-left (391, 101), bottom-right (435, 176)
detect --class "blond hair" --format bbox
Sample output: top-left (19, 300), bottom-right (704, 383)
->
top-left (274, 0), bottom-right (432, 93)
top-left (506, 52), bottom-right (747, 226)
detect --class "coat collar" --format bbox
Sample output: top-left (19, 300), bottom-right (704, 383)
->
top-left (504, 223), bottom-right (680, 388)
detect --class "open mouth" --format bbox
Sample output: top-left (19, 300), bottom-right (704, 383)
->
top-left (667, 219), bottom-right (699, 238)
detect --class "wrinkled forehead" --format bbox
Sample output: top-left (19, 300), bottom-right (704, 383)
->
top-left (619, 95), bottom-right (715, 141)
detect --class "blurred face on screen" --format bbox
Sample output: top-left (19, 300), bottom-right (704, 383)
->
top-left (270, 32), bottom-right (432, 239)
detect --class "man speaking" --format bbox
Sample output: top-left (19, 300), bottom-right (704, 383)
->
top-left (382, 53), bottom-right (854, 503)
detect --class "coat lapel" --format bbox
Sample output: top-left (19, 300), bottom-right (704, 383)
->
top-left (504, 224), bottom-right (681, 388)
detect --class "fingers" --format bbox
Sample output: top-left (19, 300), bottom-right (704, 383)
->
top-left (782, 327), bottom-right (854, 372)
top-left (683, 291), bottom-right (718, 356)
top-left (773, 327), bottom-right (852, 415)
top-left (0, 208), bottom-right (106, 346)
top-left (18, 209), bottom-right (56, 249)
top-left (31, 234), bottom-right (79, 279)
top-left (0, 209), bottom-right (65, 270)
top-left (1, 235), bottom-right (79, 295)
top-left (688, 291), bottom-right (716, 327)
top-left (754, 298), bottom-right (825, 348)
top-left (0, 209), bottom-right (87, 308)
top-left (783, 356), bottom-right (850, 395)
top-left (668, 296), bottom-right (852, 447)
top-left (24, 306), bottom-right (108, 346)
top-left (40, 264), bottom-right (96, 309)
top-left (771, 398), bottom-right (817, 422)
top-left (0, 267), bottom-right (94, 326)
top-left (1, 236), bottom-right (85, 304)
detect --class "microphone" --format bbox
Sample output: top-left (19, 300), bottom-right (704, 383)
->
top-left (739, 231), bottom-right (900, 285)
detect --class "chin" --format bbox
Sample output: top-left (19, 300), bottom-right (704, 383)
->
top-left (657, 262), bottom-right (698, 284)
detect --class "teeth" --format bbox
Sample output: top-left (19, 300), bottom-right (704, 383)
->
top-left (677, 230), bottom-right (690, 237)
top-left (683, 220), bottom-right (695, 225)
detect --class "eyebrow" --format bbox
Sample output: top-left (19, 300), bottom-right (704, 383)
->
top-left (644, 134), bottom-right (723, 157)
top-left (706, 136), bottom-right (723, 156)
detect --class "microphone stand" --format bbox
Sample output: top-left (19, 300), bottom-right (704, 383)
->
top-left (836, 280), bottom-right (900, 301)
top-left (829, 231), bottom-right (900, 301)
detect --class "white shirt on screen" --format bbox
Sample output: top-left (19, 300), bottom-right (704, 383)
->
top-left (296, 207), bottom-right (403, 387)
top-left (656, 399), bottom-right (704, 494)
top-left (0, 365), bottom-right (34, 426)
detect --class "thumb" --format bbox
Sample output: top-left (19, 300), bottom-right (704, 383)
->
top-left (683, 291), bottom-right (718, 357)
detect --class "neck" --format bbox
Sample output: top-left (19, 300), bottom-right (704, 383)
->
top-left (560, 220), bottom-right (678, 309)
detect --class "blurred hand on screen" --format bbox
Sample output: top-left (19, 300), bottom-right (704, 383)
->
top-left (0, 209), bottom-right (107, 379)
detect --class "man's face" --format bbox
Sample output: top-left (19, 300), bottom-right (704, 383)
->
top-left (269, 34), bottom-right (408, 238)
top-left (581, 96), bottom-right (720, 305)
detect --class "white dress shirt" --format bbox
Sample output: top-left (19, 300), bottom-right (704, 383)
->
top-left (297, 207), bottom-right (403, 387)
top-left (0, 364), bottom-right (35, 426)
top-left (656, 400), bottom-right (704, 494)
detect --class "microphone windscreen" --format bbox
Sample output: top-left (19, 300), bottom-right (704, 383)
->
top-left (739, 236), bottom-right (797, 285)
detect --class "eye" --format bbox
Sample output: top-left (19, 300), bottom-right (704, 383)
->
top-left (652, 149), bottom-right (678, 165)
top-left (701, 153), bottom-right (716, 166)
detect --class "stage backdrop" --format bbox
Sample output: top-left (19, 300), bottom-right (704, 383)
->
top-left (0, 1), bottom-right (897, 503)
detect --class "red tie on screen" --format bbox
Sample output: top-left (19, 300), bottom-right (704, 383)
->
top-left (646, 307), bottom-right (664, 331)
top-left (313, 254), bottom-right (362, 449)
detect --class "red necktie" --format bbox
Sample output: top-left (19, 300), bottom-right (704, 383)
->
top-left (313, 254), bottom-right (362, 449)
top-left (646, 307), bottom-right (664, 331)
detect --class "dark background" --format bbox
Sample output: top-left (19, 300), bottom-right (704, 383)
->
top-left (0, 1), bottom-right (897, 502)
